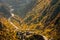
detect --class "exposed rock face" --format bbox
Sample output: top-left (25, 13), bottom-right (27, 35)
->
top-left (26, 34), bottom-right (45, 40)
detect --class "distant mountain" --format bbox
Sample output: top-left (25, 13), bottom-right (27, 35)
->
top-left (0, 1), bottom-right (11, 18)
top-left (1, 0), bottom-right (37, 18)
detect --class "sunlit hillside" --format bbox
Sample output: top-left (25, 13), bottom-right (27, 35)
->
top-left (0, 0), bottom-right (60, 40)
